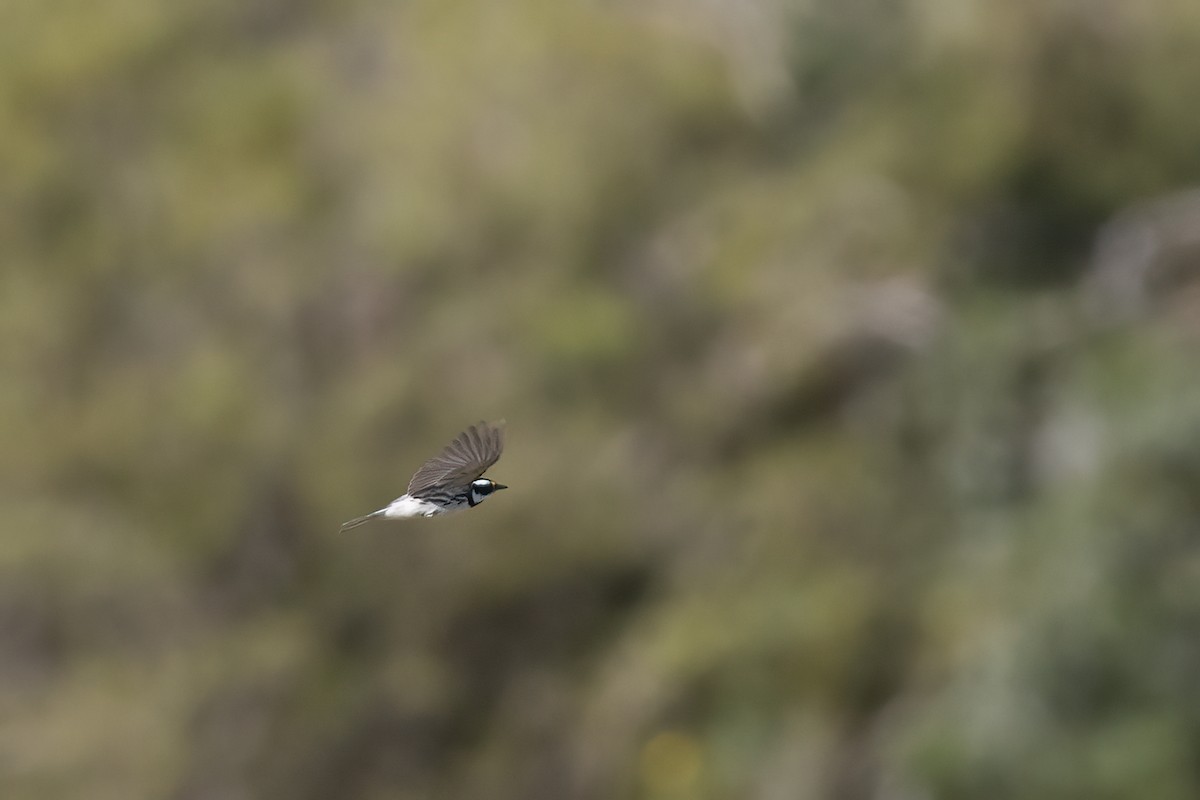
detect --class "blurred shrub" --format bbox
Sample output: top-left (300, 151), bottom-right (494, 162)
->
top-left (3, 1), bottom-right (1200, 799)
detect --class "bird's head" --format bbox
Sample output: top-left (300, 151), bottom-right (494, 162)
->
top-left (469, 478), bottom-right (507, 506)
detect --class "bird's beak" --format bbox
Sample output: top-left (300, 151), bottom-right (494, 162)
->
top-left (494, 483), bottom-right (508, 491)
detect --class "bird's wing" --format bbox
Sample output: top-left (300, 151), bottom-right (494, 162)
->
top-left (407, 421), bottom-right (505, 498)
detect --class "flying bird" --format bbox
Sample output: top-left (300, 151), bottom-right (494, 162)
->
top-left (340, 421), bottom-right (508, 531)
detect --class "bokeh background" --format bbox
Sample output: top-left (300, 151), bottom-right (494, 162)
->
top-left (5, 1), bottom-right (1200, 798)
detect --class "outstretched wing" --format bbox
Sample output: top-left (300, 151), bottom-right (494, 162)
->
top-left (407, 421), bottom-right (505, 498)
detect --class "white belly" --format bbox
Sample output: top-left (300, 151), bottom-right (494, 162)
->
top-left (383, 494), bottom-right (444, 518)
top-left (382, 493), bottom-right (474, 518)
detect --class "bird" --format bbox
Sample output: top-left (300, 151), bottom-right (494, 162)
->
top-left (340, 420), bottom-right (507, 531)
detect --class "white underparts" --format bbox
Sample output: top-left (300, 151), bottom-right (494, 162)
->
top-left (383, 494), bottom-right (447, 518)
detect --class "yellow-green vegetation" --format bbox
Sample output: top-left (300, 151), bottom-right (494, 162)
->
top-left (4, 0), bottom-right (1200, 798)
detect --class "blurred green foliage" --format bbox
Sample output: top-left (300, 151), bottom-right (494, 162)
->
top-left (4, 0), bottom-right (1200, 798)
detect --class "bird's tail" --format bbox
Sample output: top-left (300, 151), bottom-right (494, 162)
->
top-left (339, 509), bottom-right (385, 532)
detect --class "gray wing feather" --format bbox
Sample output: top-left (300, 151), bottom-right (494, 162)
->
top-left (407, 421), bottom-right (505, 498)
